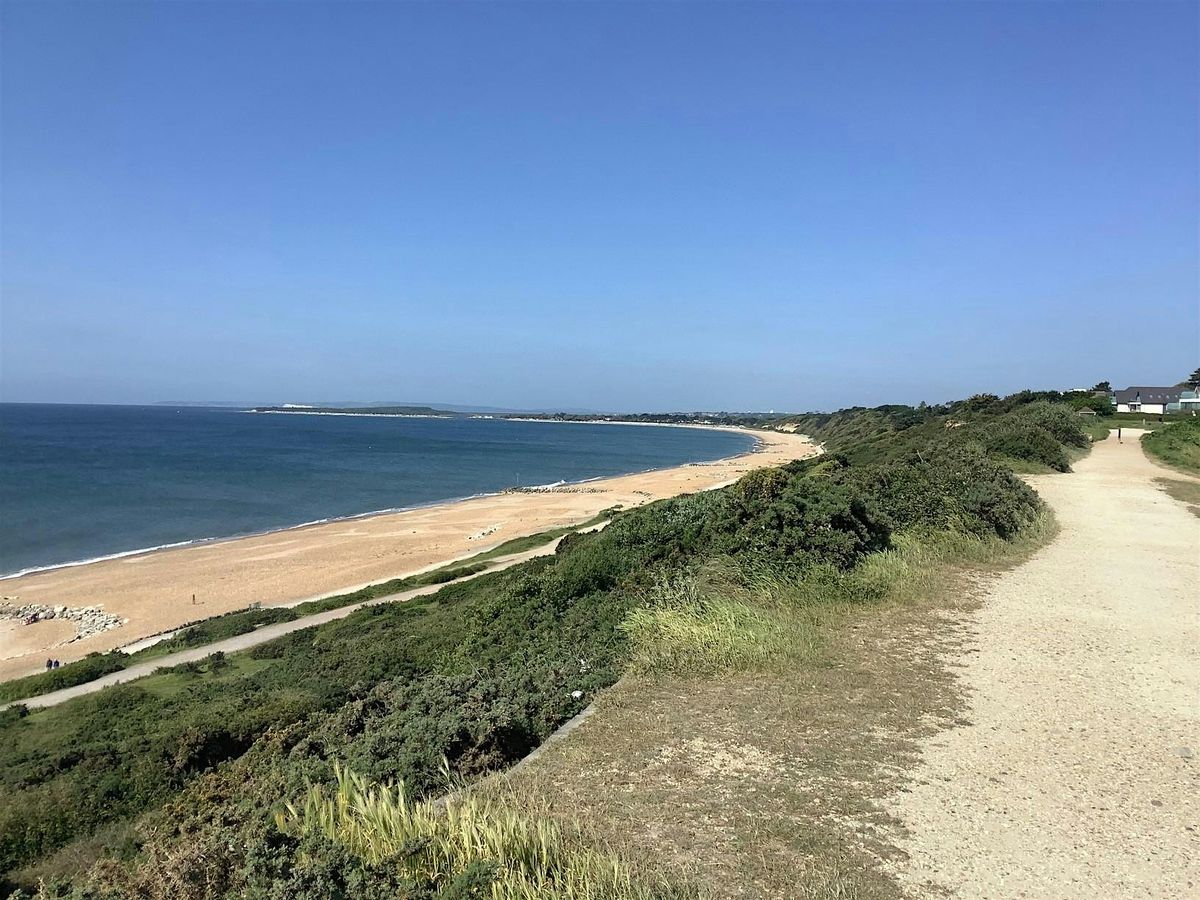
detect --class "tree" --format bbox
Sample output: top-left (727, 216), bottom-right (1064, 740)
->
top-left (1091, 381), bottom-right (1111, 393)
top-left (1179, 368), bottom-right (1200, 389)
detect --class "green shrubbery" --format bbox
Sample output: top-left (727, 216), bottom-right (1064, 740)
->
top-left (979, 418), bottom-right (1072, 472)
top-left (0, 654), bottom-right (129, 705)
top-left (1142, 416), bottom-right (1200, 474)
top-left (781, 392), bottom-right (1091, 474)
top-left (0, 556), bottom-right (508, 707)
top-left (0, 391), bottom-right (1083, 897)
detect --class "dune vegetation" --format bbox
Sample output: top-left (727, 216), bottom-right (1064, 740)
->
top-left (1141, 416), bottom-right (1200, 474)
top-left (0, 391), bottom-right (1092, 899)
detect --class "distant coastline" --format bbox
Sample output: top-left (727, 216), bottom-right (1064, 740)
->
top-left (248, 409), bottom-right (454, 419)
top-left (0, 426), bottom-right (816, 681)
top-left (248, 404), bottom-right (455, 418)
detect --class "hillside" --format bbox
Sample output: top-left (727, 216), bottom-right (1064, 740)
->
top-left (1, 391), bottom-right (1098, 898)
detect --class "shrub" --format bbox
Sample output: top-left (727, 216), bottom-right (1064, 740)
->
top-left (840, 444), bottom-right (1042, 538)
top-left (0, 653), bottom-right (129, 705)
top-left (978, 418), bottom-right (1071, 472)
top-left (1011, 401), bottom-right (1090, 448)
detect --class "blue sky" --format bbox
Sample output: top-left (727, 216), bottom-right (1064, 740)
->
top-left (2, 1), bottom-right (1196, 411)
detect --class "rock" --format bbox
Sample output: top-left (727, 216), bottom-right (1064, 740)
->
top-left (0, 601), bottom-right (124, 641)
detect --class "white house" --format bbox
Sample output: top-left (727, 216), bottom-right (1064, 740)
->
top-left (1113, 386), bottom-right (1185, 415)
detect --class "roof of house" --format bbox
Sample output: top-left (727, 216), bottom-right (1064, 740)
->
top-left (1113, 386), bottom-right (1183, 404)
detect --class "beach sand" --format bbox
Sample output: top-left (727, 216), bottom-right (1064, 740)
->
top-left (0, 427), bottom-right (815, 681)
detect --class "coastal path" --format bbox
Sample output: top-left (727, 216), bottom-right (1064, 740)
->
top-left (885, 432), bottom-right (1200, 897)
top-left (4, 530), bottom-right (594, 711)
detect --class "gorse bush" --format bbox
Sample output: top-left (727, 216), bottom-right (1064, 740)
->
top-left (978, 418), bottom-right (1072, 472)
top-left (838, 445), bottom-right (1043, 537)
top-left (782, 393), bottom-right (1090, 473)
top-left (1, 390), bottom-right (1080, 896)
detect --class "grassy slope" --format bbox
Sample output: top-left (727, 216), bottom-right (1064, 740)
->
top-left (2, 395), bottom-right (1084, 898)
top-left (1141, 417), bottom-right (1200, 475)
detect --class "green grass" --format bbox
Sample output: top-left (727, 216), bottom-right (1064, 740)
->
top-left (1142, 417), bottom-right (1200, 475)
top-left (1106, 411), bottom-right (1190, 431)
top-left (0, 654), bottom-right (130, 705)
top-left (621, 569), bottom-right (820, 676)
top-left (994, 455), bottom-right (1060, 475)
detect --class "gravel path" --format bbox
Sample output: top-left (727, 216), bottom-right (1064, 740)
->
top-left (886, 433), bottom-right (1199, 898)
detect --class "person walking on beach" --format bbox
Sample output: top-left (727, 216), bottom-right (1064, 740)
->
top-left (1117, 426), bottom-right (1122, 444)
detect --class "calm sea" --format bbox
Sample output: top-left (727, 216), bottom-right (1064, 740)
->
top-left (0, 404), bottom-right (754, 577)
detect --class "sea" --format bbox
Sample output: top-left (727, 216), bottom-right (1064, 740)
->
top-left (0, 404), bottom-right (755, 578)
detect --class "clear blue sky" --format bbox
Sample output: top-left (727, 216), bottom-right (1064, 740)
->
top-left (2, 1), bottom-right (1196, 411)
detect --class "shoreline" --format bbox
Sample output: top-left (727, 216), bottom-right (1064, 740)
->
top-left (0, 427), bottom-right (814, 681)
top-left (0, 420), bottom-right (763, 582)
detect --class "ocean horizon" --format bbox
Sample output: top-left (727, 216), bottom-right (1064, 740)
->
top-left (0, 403), bottom-right (756, 577)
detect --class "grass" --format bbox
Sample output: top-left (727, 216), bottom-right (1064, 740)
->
top-left (621, 516), bottom-right (1057, 680)
top-left (1141, 417), bottom-right (1200, 475)
top-left (13, 654), bottom-right (276, 721)
top-left (1107, 411), bottom-right (1180, 430)
top-left (621, 570), bottom-right (820, 676)
top-left (995, 455), bottom-right (1061, 475)
top-left (275, 763), bottom-right (692, 899)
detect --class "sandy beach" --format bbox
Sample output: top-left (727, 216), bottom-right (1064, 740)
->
top-left (0, 427), bottom-right (815, 681)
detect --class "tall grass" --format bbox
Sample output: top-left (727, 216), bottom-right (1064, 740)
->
top-left (275, 764), bottom-right (686, 899)
top-left (620, 513), bottom-right (1056, 677)
top-left (620, 569), bottom-right (824, 676)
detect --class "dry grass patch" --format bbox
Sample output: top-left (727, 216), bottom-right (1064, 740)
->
top-left (1154, 476), bottom-right (1200, 518)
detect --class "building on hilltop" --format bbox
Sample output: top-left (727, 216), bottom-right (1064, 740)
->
top-left (1112, 386), bottom-right (1192, 415)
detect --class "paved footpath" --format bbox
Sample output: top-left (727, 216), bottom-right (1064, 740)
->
top-left (886, 433), bottom-right (1199, 898)
top-left (4, 536), bottom-right (576, 710)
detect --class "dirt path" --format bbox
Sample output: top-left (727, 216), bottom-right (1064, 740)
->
top-left (885, 433), bottom-right (1200, 898)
